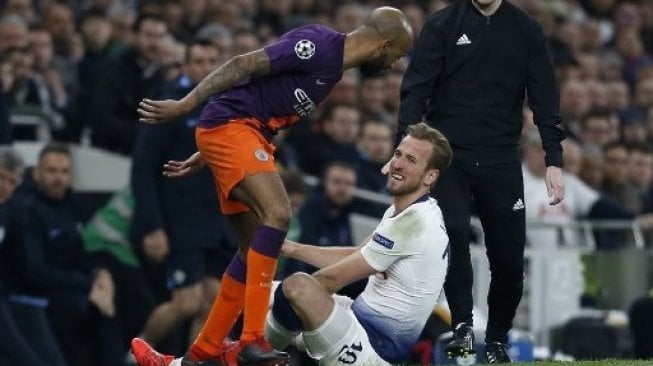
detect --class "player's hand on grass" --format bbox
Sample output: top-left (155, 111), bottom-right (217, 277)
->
top-left (163, 151), bottom-right (205, 178)
top-left (137, 98), bottom-right (189, 123)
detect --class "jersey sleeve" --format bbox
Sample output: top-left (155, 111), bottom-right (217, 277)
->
top-left (360, 210), bottom-right (422, 271)
top-left (264, 29), bottom-right (327, 74)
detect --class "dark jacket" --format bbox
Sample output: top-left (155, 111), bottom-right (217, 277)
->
top-left (399, 0), bottom-right (565, 166)
top-left (2, 171), bottom-right (92, 296)
top-left (131, 75), bottom-right (237, 249)
top-left (88, 47), bottom-right (164, 155)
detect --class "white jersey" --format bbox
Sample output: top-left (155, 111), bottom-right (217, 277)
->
top-left (523, 165), bottom-right (598, 248)
top-left (352, 195), bottom-right (449, 362)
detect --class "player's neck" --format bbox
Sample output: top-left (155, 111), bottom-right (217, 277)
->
top-left (393, 189), bottom-right (430, 214)
top-left (471, 0), bottom-right (502, 16)
top-left (343, 28), bottom-right (378, 70)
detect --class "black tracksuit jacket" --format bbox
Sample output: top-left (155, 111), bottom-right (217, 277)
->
top-left (399, 0), bottom-right (565, 166)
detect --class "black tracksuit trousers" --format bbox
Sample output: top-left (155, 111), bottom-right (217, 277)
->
top-left (432, 155), bottom-right (526, 344)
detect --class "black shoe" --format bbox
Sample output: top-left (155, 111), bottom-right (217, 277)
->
top-left (484, 342), bottom-right (511, 364)
top-left (236, 343), bottom-right (289, 366)
top-left (445, 323), bottom-right (475, 358)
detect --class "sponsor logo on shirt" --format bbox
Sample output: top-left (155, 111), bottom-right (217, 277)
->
top-left (294, 39), bottom-right (316, 59)
top-left (293, 88), bottom-right (316, 117)
top-left (372, 232), bottom-right (394, 249)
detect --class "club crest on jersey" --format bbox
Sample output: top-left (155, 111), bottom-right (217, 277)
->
top-left (254, 149), bottom-right (269, 162)
top-left (372, 233), bottom-right (394, 249)
top-left (294, 39), bottom-right (316, 59)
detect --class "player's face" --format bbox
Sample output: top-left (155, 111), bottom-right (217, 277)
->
top-left (386, 136), bottom-right (436, 196)
top-left (34, 152), bottom-right (71, 201)
top-left (185, 45), bottom-right (219, 84)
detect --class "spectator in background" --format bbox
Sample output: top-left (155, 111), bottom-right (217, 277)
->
top-left (601, 142), bottom-right (634, 207)
top-left (356, 119), bottom-right (393, 193)
top-left (359, 73), bottom-right (388, 120)
top-left (579, 154), bottom-right (605, 190)
top-left (41, 2), bottom-right (80, 94)
top-left (559, 79), bottom-right (592, 135)
top-left (5, 144), bottom-right (123, 366)
top-left (108, 6), bottom-right (137, 50)
top-left (88, 13), bottom-right (167, 155)
top-left (579, 110), bottom-right (616, 157)
top-left (0, 147), bottom-right (68, 366)
top-left (131, 39), bottom-right (238, 349)
top-left (5, 46), bottom-right (65, 140)
top-left (28, 25), bottom-right (70, 138)
top-left (0, 54), bottom-right (11, 144)
top-left (625, 143), bottom-right (653, 213)
top-left (66, 10), bottom-right (115, 142)
top-left (298, 103), bottom-right (361, 177)
top-left (326, 68), bottom-right (360, 105)
top-left (282, 161), bottom-right (365, 298)
top-left (384, 69), bottom-right (403, 116)
top-left (0, 15), bottom-right (28, 53)
top-left (82, 186), bottom-right (159, 357)
top-left (523, 131), bottom-right (637, 247)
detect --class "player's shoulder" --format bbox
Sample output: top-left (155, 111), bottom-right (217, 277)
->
top-left (387, 199), bottom-right (440, 231)
top-left (281, 23), bottom-right (340, 41)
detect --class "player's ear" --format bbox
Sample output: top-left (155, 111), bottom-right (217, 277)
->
top-left (379, 38), bottom-right (392, 52)
top-left (424, 168), bottom-right (439, 186)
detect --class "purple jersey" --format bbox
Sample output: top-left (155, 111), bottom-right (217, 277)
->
top-left (198, 24), bottom-right (345, 135)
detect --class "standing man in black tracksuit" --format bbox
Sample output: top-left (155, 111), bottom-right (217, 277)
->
top-left (397, 0), bottom-right (566, 363)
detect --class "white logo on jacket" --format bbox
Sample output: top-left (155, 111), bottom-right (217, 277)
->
top-left (456, 34), bottom-right (472, 45)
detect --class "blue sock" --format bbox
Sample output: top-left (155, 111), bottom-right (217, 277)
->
top-left (271, 283), bottom-right (302, 332)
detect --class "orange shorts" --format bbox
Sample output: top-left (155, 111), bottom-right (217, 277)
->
top-left (196, 118), bottom-right (277, 215)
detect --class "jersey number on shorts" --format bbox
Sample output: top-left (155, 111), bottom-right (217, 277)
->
top-left (337, 342), bottom-right (363, 364)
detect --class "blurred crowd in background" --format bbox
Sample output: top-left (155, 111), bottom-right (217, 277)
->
top-left (2, 0), bottom-right (653, 365)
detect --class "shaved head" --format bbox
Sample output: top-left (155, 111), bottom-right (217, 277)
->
top-left (364, 6), bottom-right (413, 47)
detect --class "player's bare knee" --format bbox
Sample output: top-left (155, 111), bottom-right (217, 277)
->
top-left (282, 272), bottom-right (314, 304)
top-left (262, 204), bottom-right (291, 230)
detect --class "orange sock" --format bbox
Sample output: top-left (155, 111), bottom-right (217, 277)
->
top-left (190, 256), bottom-right (246, 360)
top-left (241, 225), bottom-right (285, 343)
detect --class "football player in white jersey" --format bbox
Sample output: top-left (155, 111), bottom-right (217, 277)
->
top-left (265, 122), bottom-right (453, 365)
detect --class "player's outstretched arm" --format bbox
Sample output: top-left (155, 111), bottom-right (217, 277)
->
top-left (281, 235), bottom-right (372, 269)
top-left (162, 151), bottom-right (205, 178)
top-left (137, 49), bottom-right (271, 123)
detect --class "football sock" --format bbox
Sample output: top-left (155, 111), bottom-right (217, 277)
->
top-left (241, 225), bottom-right (285, 343)
top-left (189, 255), bottom-right (246, 360)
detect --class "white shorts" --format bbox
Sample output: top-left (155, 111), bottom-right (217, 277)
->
top-left (302, 295), bottom-right (391, 366)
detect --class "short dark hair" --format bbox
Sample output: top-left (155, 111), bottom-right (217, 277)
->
top-left (38, 142), bottom-right (71, 161)
top-left (185, 39), bottom-right (215, 63)
top-left (133, 12), bottom-right (166, 32)
top-left (406, 122), bottom-right (452, 172)
top-left (321, 160), bottom-right (357, 180)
